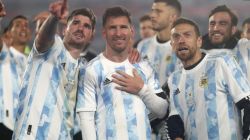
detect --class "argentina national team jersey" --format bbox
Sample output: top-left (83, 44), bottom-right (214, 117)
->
top-left (168, 53), bottom-right (250, 140)
top-left (202, 38), bottom-right (250, 82)
top-left (13, 35), bottom-right (82, 140)
top-left (76, 53), bottom-right (162, 140)
top-left (0, 43), bottom-right (21, 130)
top-left (137, 35), bottom-right (181, 86)
top-left (9, 47), bottom-right (28, 78)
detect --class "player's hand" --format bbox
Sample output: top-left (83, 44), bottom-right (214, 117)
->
top-left (112, 69), bottom-right (144, 94)
top-left (49, 0), bottom-right (68, 20)
top-left (128, 47), bottom-right (140, 64)
top-left (0, 0), bottom-right (6, 17)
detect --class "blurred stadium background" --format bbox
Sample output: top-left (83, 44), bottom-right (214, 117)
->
top-left (2, 0), bottom-right (250, 54)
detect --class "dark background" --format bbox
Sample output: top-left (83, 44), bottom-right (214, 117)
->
top-left (2, 0), bottom-right (250, 54)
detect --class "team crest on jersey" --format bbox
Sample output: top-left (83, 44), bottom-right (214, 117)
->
top-left (199, 75), bottom-right (208, 88)
top-left (165, 55), bottom-right (171, 62)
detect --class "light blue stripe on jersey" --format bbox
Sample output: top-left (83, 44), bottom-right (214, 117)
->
top-left (235, 47), bottom-right (247, 77)
top-left (226, 95), bottom-right (238, 140)
top-left (117, 66), bottom-right (139, 140)
top-left (165, 53), bottom-right (178, 77)
top-left (10, 59), bottom-right (20, 121)
top-left (35, 66), bottom-right (60, 139)
top-left (102, 85), bottom-right (117, 139)
top-left (18, 62), bottom-right (43, 139)
top-left (172, 72), bottom-right (183, 118)
top-left (185, 75), bottom-right (197, 140)
top-left (223, 55), bottom-right (250, 92)
top-left (204, 60), bottom-right (219, 139)
top-left (132, 64), bottom-right (151, 139)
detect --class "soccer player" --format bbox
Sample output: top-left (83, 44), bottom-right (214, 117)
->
top-left (202, 5), bottom-right (250, 81)
top-left (12, 0), bottom-right (96, 139)
top-left (167, 18), bottom-right (250, 140)
top-left (137, 0), bottom-right (182, 86)
top-left (241, 17), bottom-right (250, 40)
top-left (76, 6), bottom-right (168, 140)
top-left (7, 15), bottom-right (31, 76)
top-left (0, 1), bottom-right (25, 139)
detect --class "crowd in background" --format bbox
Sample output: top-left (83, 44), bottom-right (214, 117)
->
top-left (1, 0), bottom-right (250, 140)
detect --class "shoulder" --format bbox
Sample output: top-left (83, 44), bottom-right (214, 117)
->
top-left (137, 36), bottom-right (155, 49)
top-left (237, 38), bottom-right (250, 47)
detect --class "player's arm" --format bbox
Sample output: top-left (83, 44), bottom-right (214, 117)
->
top-left (221, 55), bottom-right (250, 139)
top-left (112, 69), bottom-right (168, 118)
top-left (35, 0), bottom-right (68, 52)
top-left (78, 112), bottom-right (96, 140)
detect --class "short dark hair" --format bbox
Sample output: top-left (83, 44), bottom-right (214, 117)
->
top-left (242, 17), bottom-right (250, 27)
top-left (7, 15), bottom-right (28, 31)
top-left (172, 17), bottom-right (200, 36)
top-left (139, 14), bottom-right (151, 23)
top-left (67, 8), bottom-right (96, 30)
top-left (102, 6), bottom-right (132, 27)
top-left (154, 0), bottom-right (182, 16)
top-left (209, 5), bottom-right (238, 26)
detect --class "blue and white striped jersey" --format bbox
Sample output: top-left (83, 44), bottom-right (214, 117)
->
top-left (9, 47), bottom-right (27, 78)
top-left (76, 53), bottom-right (162, 140)
top-left (0, 43), bottom-right (22, 130)
top-left (12, 35), bottom-right (84, 140)
top-left (168, 53), bottom-right (250, 140)
top-left (202, 38), bottom-right (250, 81)
top-left (137, 35), bottom-right (181, 86)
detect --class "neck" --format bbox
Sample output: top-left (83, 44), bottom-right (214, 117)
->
top-left (65, 43), bottom-right (86, 59)
top-left (156, 26), bottom-right (171, 43)
top-left (183, 52), bottom-right (203, 69)
top-left (12, 43), bottom-right (26, 54)
top-left (103, 46), bottom-right (129, 63)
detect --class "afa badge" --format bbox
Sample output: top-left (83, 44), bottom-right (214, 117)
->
top-left (199, 75), bottom-right (208, 88)
top-left (165, 56), bottom-right (171, 62)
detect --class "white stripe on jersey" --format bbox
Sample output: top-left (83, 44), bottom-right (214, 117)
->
top-left (76, 53), bottom-right (162, 140)
top-left (168, 53), bottom-right (250, 140)
top-left (137, 35), bottom-right (181, 85)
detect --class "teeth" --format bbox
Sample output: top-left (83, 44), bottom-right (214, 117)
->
top-left (20, 32), bottom-right (27, 37)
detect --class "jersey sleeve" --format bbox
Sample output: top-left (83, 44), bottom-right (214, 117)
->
top-left (220, 55), bottom-right (250, 102)
top-left (76, 65), bottom-right (97, 112)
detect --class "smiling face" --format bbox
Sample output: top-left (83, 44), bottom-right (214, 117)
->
top-left (9, 18), bottom-right (31, 46)
top-left (208, 12), bottom-right (236, 45)
top-left (63, 15), bottom-right (94, 49)
top-left (171, 23), bottom-right (202, 67)
top-left (102, 16), bottom-right (134, 54)
top-left (242, 23), bottom-right (250, 40)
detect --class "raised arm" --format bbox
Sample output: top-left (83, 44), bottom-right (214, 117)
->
top-left (35, 0), bottom-right (68, 52)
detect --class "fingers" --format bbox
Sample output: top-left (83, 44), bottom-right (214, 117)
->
top-left (112, 78), bottom-right (127, 87)
top-left (115, 70), bottom-right (130, 79)
top-left (132, 69), bottom-right (139, 77)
